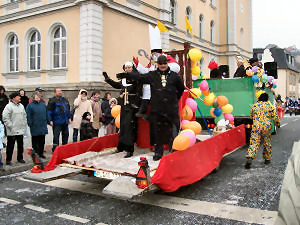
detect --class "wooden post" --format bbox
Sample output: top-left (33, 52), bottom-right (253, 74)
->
top-left (184, 42), bottom-right (192, 88)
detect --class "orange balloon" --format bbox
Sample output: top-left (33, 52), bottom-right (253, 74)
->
top-left (210, 108), bottom-right (216, 118)
top-left (172, 134), bottom-right (191, 151)
top-left (217, 96), bottom-right (228, 107)
top-left (181, 105), bottom-right (193, 120)
top-left (115, 114), bottom-right (120, 128)
top-left (202, 89), bottom-right (210, 96)
top-left (111, 105), bottom-right (121, 118)
top-left (182, 121), bottom-right (202, 134)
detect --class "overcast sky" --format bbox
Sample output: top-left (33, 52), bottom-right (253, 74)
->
top-left (252, 0), bottom-right (300, 49)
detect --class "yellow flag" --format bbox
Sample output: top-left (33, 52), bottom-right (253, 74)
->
top-left (157, 20), bottom-right (169, 33)
top-left (185, 16), bottom-right (194, 37)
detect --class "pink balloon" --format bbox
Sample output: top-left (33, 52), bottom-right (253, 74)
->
top-left (272, 80), bottom-right (277, 84)
top-left (181, 131), bottom-right (196, 147)
top-left (224, 113), bottom-right (234, 122)
top-left (180, 120), bottom-right (190, 128)
top-left (192, 75), bottom-right (198, 80)
top-left (199, 80), bottom-right (209, 91)
top-left (186, 98), bottom-right (197, 112)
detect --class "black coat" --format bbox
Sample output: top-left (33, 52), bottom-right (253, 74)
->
top-left (80, 119), bottom-right (97, 141)
top-left (20, 95), bottom-right (29, 109)
top-left (104, 77), bottom-right (139, 146)
top-left (234, 65), bottom-right (246, 78)
top-left (0, 94), bottom-right (8, 122)
top-left (126, 67), bottom-right (185, 145)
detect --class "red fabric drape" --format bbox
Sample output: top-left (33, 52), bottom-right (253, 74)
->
top-left (151, 125), bottom-right (246, 192)
top-left (31, 133), bottom-right (119, 173)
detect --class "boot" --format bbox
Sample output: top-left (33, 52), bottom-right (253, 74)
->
top-left (153, 154), bottom-right (162, 161)
top-left (124, 152), bottom-right (133, 158)
top-left (245, 157), bottom-right (252, 169)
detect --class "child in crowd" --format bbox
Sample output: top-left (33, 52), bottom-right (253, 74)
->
top-left (80, 112), bottom-right (97, 141)
top-left (105, 98), bottom-right (118, 135)
top-left (0, 121), bottom-right (5, 171)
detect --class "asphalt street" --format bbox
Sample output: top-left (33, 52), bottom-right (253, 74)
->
top-left (0, 115), bottom-right (299, 225)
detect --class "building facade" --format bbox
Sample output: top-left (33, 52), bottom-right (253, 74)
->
top-left (254, 45), bottom-right (300, 100)
top-left (0, 0), bottom-right (253, 91)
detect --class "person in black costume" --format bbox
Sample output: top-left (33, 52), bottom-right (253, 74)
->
top-left (102, 61), bottom-right (141, 158)
top-left (0, 86), bottom-right (9, 123)
top-left (234, 57), bottom-right (246, 78)
top-left (117, 55), bottom-right (185, 161)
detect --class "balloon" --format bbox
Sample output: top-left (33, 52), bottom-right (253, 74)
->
top-left (224, 113), bottom-right (234, 122)
top-left (252, 66), bottom-right (258, 73)
top-left (273, 84), bottom-right (277, 89)
top-left (221, 104), bottom-right (234, 114)
top-left (190, 88), bottom-right (202, 98)
top-left (268, 76), bottom-right (274, 83)
top-left (192, 75), bottom-right (198, 80)
top-left (172, 134), bottom-right (191, 150)
top-left (214, 114), bottom-right (225, 124)
top-left (217, 96), bottom-right (228, 107)
top-left (199, 80), bottom-right (209, 91)
top-left (192, 66), bottom-right (201, 75)
top-left (210, 108), bottom-right (216, 118)
top-left (273, 80), bottom-right (277, 84)
top-left (212, 102), bottom-right (218, 108)
top-left (213, 108), bottom-right (222, 117)
top-left (180, 128), bottom-right (195, 135)
top-left (186, 98), bottom-right (198, 112)
top-left (188, 48), bottom-right (202, 62)
top-left (115, 114), bottom-right (120, 128)
top-left (111, 105), bottom-right (121, 118)
top-left (252, 75), bottom-right (259, 83)
top-left (202, 89), bottom-right (210, 96)
top-left (181, 130), bottom-right (196, 147)
top-left (204, 93), bottom-right (216, 106)
top-left (182, 121), bottom-right (202, 134)
top-left (181, 105), bottom-right (193, 120)
top-left (261, 74), bottom-right (268, 83)
top-left (246, 69), bottom-right (253, 76)
top-left (180, 120), bottom-right (190, 128)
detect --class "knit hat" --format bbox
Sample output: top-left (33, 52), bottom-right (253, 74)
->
top-left (9, 92), bottom-right (20, 99)
top-left (157, 55), bottom-right (168, 65)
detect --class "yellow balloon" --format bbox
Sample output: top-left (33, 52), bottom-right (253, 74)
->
top-left (188, 48), bottom-right (202, 62)
top-left (191, 66), bottom-right (201, 75)
top-left (190, 88), bottom-right (202, 98)
top-left (221, 104), bottom-right (233, 114)
top-left (204, 93), bottom-right (216, 106)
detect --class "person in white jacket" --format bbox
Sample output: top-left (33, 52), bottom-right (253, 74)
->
top-left (72, 89), bottom-right (93, 142)
top-left (2, 92), bottom-right (27, 165)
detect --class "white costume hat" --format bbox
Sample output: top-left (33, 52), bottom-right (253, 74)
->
top-left (149, 24), bottom-right (162, 51)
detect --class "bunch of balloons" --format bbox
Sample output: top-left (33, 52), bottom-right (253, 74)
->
top-left (188, 48), bottom-right (205, 80)
top-left (172, 96), bottom-right (202, 151)
top-left (246, 65), bottom-right (277, 89)
top-left (198, 80), bottom-right (235, 126)
top-left (111, 105), bottom-right (121, 128)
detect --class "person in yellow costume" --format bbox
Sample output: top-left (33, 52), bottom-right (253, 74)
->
top-left (245, 92), bottom-right (280, 169)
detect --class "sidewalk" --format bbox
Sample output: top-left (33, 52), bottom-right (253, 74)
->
top-left (0, 125), bottom-right (74, 176)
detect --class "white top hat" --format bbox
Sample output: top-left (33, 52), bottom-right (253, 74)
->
top-left (149, 24), bottom-right (162, 51)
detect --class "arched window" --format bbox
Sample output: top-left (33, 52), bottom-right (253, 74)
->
top-left (170, 0), bottom-right (176, 24)
top-left (240, 28), bottom-right (244, 49)
top-left (210, 20), bottom-right (214, 43)
top-left (9, 34), bottom-right (19, 72)
top-left (52, 26), bottom-right (66, 69)
top-left (199, 14), bottom-right (204, 39)
top-left (186, 6), bottom-right (192, 36)
top-left (29, 31), bottom-right (41, 71)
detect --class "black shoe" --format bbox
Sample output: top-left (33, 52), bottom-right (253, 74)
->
top-left (153, 155), bottom-right (162, 161)
top-left (6, 161), bottom-right (11, 166)
top-left (124, 152), bottom-right (133, 158)
top-left (114, 149), bottom-right (123, 154)
top-left (264, 159), bottom-right (271, 165)
top-left (39, 155), bottom-right (46, 159)
top-left (245, 158), bottom-right (252, 169)
top-left (18, 159), bottom-right (26, 164)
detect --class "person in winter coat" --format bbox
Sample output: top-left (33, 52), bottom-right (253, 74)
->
top-left (2, 92), bottom-right (27, 165)
top-left (72, 89), bottom-right (93, 142)
top-left (26, 93), bottom-right (50, 158)
top-left (245, 93), bottom-right (280, 169)
top-left (117, 55), bottom-right (185, 161)
top-left (80, 112), bottom-right (97, 141)
top-left (47, 88), bottom-right (71, 152)
top-left (0, 121), bottom-right (4, 171)
top-left (29, 87), bottom-right (46, 103)
top-left (90, 91), bottom-right (102, 135)
top-left (104, 98), bottom-right (117, 135)
top-left (19, 89), bottom-right (29, 109)
top-left (101, 92), bottom-right (111, 133)
top-left (0, 85), bottom-right (9, 123)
